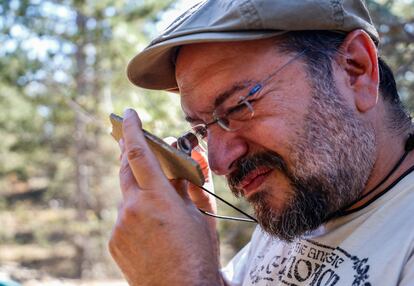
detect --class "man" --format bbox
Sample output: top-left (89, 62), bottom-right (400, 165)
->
top-left (109, 0), bottom-right (414, 285)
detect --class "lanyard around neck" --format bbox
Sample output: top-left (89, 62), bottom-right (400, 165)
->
top-left (327, 133), bottom-right (414, 220)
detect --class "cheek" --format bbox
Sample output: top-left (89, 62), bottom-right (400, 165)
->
top-left (244, 92), bottom-right (310, 162)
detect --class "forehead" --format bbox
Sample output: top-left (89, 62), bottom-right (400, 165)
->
top-left (175, 39), bottom-right (283, 116)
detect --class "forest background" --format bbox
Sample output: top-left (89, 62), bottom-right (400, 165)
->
top-left (0, 0), bottom-right (413, 285)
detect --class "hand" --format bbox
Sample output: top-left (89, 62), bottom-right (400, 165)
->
top-left (166, 137), bottom-right (219, 262)
top-left (164, 137), bottom-right (216, 213)
top-left (188, 146), bottom-right (216, 213)
top-left (109, 109), bottom-right (221, 286)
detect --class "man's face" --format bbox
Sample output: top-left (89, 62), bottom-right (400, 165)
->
top-left (176, 39), bottom-right (376, 241)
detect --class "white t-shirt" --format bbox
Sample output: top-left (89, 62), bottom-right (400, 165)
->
top-left (222, 171), bottom-right (414, 286)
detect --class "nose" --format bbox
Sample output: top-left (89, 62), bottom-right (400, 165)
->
top-left (207, 128), bottom-right (248, 176)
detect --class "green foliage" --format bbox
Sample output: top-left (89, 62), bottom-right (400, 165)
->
top-left (367, 0), bottom-right (414, 105)
top-left (0, 0), bottom-right (177, 279)
top-left (0, 0), bottom-right (413, 282)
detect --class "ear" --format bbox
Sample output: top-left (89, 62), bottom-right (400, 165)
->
top-left (337, 29), bottom-right (379, 113)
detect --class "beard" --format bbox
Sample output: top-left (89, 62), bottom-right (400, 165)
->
top-left (227, 75), bottom-right (376, 242)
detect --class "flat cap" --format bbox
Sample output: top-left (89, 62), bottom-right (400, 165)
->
top-left (127, 0), bottom-right (379, 91)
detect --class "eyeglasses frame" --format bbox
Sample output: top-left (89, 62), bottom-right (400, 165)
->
top-left (182, 49), bottom-right (307, 142)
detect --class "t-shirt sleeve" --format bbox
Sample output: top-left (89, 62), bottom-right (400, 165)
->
top-left (221, 241), bottom-right (252, 286)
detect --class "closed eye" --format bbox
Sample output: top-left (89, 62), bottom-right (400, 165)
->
top-left (226, 102), bottom-right (249, 115)
top-left (228, 96), bottom-right (261, 114)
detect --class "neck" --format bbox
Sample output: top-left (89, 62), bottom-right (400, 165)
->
top-left (347, 129), bottom-right (414, 211)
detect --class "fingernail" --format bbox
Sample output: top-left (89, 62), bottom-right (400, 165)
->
top-left (123, 108), bottom-right (134, 119)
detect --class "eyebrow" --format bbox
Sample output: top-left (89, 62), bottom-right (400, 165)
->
top-left (184, 80), bottom-right (252, 123)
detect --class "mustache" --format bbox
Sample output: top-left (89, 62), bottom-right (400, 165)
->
top-left (227, 151), bottom-right (288, 196)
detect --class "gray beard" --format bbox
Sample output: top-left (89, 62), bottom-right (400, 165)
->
top-left (228, 77), bottom-right (376, 242)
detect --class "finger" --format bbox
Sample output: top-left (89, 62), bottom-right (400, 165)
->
top-left (164, 137), bottom-right (192, 202)
top-left (191, 149), bottom-right (210, 182)
top-left (119, 151), bottom-right (137, 199)
top-left (188, 183), bottom-right (216, 210)
top-left (119, 138), bottom-right (125, 153)
top-left (118, 139), bottom-right (125, 161)
top-left (188, 148), bottom-right (217, 212)
top-left (169, 179), bottom-right (192, 202)
top-left (191, 148), bottom-right (215, 191)
top-left (122, 109), bottom-right (168, 190)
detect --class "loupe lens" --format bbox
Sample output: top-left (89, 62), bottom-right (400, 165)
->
top-left (177, 132), bottom-right (199, 155)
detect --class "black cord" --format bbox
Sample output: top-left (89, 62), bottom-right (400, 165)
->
top-left (198, 209), bottom-right (257, 223)
top-left (336, 163), bottom-right (414, 217)
top-left (193, 133), bottom-right (414, 224)
top-left (197, 185), bottom-right (258, 223)
top-left (405, 133), bottom-right (414, 152)
top-left (353, 151), bottom-right (408, 202)
top-left (328, 133), bottom-right (414, 219)
top-left (357, 133), bottom-right (414, 202)
top-left (178, 142), bottom-right (257, 223)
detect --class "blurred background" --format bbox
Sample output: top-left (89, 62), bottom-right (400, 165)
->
top-left (0, 0), bottom-right (413, 285)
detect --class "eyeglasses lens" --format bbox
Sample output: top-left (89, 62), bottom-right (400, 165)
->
top-left (216, 100), bottom-right (254, 131)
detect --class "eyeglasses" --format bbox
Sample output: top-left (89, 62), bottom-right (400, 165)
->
top-left (179, 50), bottom-right (306, 146)
top-left (174, 51), bottom-right (307, 223)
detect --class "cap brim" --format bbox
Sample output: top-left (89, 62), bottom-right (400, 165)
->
top-left (127, 30), bottom-right (285, 91)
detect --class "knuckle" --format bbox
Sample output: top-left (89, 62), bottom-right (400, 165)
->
top-left (121, 202), bottom-right (140, 223)
top-left (111, 202), bottom-right (139, 232)
top-left (108, 225), bottom-right (123, 256)
top-left (127, 145), bottom-right (147, 162)
top-left (119, 167), bottom-right (136, 192)
top-left (108, 235), bottom-right (117, 255)
top-left (119, 162), bottom-right (130, 177)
